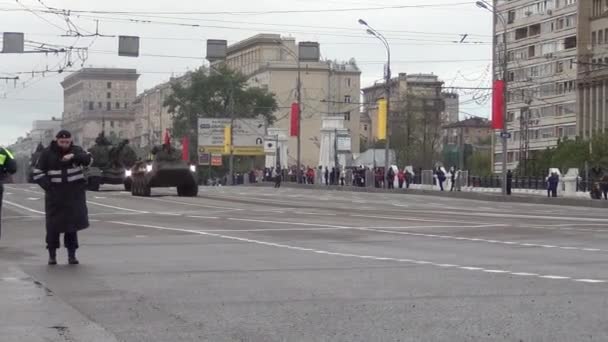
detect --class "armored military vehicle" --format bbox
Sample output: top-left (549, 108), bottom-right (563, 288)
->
top-left (86, 133), bottom-right (137, 191)
top-left (130, 143), bottom-right (198, 197)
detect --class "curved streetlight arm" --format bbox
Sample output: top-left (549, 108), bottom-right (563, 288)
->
top-left (362, 23), bottom-right (391, 76)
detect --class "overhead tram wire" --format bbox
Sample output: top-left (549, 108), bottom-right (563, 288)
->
top-left (25, 2), bottom-right (476, 16)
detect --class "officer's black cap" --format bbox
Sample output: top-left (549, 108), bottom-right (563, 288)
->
top-left (55, 130), bottom-right (72, 139)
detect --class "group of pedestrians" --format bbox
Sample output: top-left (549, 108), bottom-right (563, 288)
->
top-left (434, 166), bottom-right (463, 192)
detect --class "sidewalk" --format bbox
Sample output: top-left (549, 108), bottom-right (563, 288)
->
top-left (0, 259), bottom-right (118, 342)
top-left (250, 182), bottom-right (608, 208)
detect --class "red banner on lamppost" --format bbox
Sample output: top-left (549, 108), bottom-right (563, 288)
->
top-left (492, 80), bottom-right (505, 130)
top-left (290, 102), bottom-right (299, 137)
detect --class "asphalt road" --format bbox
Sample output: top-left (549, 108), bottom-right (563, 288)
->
top-left (2, 183), bottom-right (608, 341)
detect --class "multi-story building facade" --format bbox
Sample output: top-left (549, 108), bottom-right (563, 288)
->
top-left (132, 73), bottom-right (192, 148)
top-left (221, 34), bottom-right (361, 167)
top-left (493, 0), bottom-right (579, 173)
top-left (61, 68), bottom-right (139, 148)
top-left (443, 117), bottom-right (493, 169)
top-left (441, 92), bottom-right (460, 124)
top-left (362, 73), bottom-right (446, 168)
top-left (577, 0), bottom-right (608, 138)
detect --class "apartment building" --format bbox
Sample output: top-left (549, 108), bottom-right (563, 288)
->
top-left (131, 72), bottom-right (192, 148)
top-left (61, 68), bottom-right (139, 148)
top-left (361, 73), bottom-right (446, 168)
top-left (493, 0), bottom-right (578, 172)
top-left (220, 34), bottom-right (361, 167)
top-left (577, 0), bottom-right (608, 138)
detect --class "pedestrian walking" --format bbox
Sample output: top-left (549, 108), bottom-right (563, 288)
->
top-left (436, 167), bottom-right (446, 191)
top-left (32, 130), bottom-right (92, 265)
top-left (273, 167), bottom-right (282, 188)
top-left (449, 167), bottom-right (456, 192)
top-left (324, 167), bottom-right (329, 186)
top-left (340, 168), bottom-right (345, 186)
top-left (547, 172), bottom-right (559, 198)
top-left (405, 169), bottom-right (412, 189)
top-left (0, 146), bottom-right (17, 240)
top-left (506, 170), bottom-right (513, 195)
top-left (397, 169), bottom-right (405, 189)
top-left (387, 167), bottom-right (395, 189)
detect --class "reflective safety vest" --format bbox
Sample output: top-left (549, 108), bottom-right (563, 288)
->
top-left (0, 147), bottom-right (14, 166)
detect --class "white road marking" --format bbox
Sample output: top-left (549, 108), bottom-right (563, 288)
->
top-left (26, 197), bottom-right (39, 201)
top-left (144, 197), bottom-right (244, 211)
top-left (5, 192), bottom-right (13, 195)
top-left (352, 227), bottom-right (607, 254)
top-left (540, 275), bottom-right (570, 280)
top-left (186, 215), bottom-right (220, 219)
top-left (575, 279), bottom-right (606, 283)
top-left (349, 214), bottom-right (485, 225)
top-left (510, 272), bottom-right (538, 276)
top-left (107, 221), bottom-right (608, 286)
top-left (3, 200), bottom-right (45, 214)
top-left (294, 212), bottom-right (337, 216)
top-left (87, 201), bottom-right (148, 214)
top-left (227, 218), bottom-right (352, 229)
top-left (94, 196), bottom-right (107, 199)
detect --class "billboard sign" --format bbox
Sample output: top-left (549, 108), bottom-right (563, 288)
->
top-left (198, 118), bottom-right (266, 156)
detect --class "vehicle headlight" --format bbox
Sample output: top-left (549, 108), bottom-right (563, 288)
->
top-left (189, 165), bottom-right (196, 172)
top-left (125, 169), bottom-right (132, 177)
top-left (145, 164), bottom-right (153, 172)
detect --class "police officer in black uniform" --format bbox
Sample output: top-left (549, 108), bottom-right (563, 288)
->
top-left (32, 130), bottom-right (92, 265)
top-left (0, 146), bottom-right (17, 240)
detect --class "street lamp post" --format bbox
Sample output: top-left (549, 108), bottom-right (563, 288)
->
top-left (476, 0), bottom-right (509, 195)
top-left (359, 19), bottom-right (391, 189)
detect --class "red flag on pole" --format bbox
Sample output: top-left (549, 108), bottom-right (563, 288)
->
top-left (163, 129), bottom-right (171, 145)
top-left (290, 102), bottom-right (299, 137)
top-left (492, 80), bottom-right (504, 130)
top-left (181, 136), bottom-right (189, 162)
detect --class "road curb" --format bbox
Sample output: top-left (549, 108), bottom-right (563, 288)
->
top-left (247, 183), bottom-right (608, 208)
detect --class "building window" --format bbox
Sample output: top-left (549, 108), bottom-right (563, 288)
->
top-left (107, 92), bottom-right (111, 99)
top-left (592, 31), bottom-right (597, 47)
top-left (346, 78), bottom-right (351, 87)
top-left (507, 11), bottom-right (515, 24)
top-left (564, 36), bottom-right (577, 49)
top-left (364, 124), bottom-right (368, 131)
top-left (124, 102), bottom-right (128, 109)
top-left (599, 30), bottom-right (604, 45)
top-left (107, 82), bottom-right (112, 89)
top-left (88, 101), bottom-right (94, 110)
top-left (98, 102), bottom-right (102, 108)
top-left (110, 121), bottom-right (114, 128)
top-left (107, 102), bottom-right (111, 111)
top-left (344, 111), bottom-right (351, 121)
top-left (344, 95), bottom-right (351, 103)
top-left (116, 102), bottom-right (120, 109)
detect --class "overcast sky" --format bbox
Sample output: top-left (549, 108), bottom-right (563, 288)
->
top-left (0, 0), bottom-right (492, 146)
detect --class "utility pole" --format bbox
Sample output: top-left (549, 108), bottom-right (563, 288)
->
top-left (296, 61), bottom-right (302, 183)
top-left (229, 85), bottom-right (235, 185)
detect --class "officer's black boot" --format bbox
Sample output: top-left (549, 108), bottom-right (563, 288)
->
top-left (67, 249), bottom-right (79, 265)
top-left (48, 249), bottom-right (57, 265)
